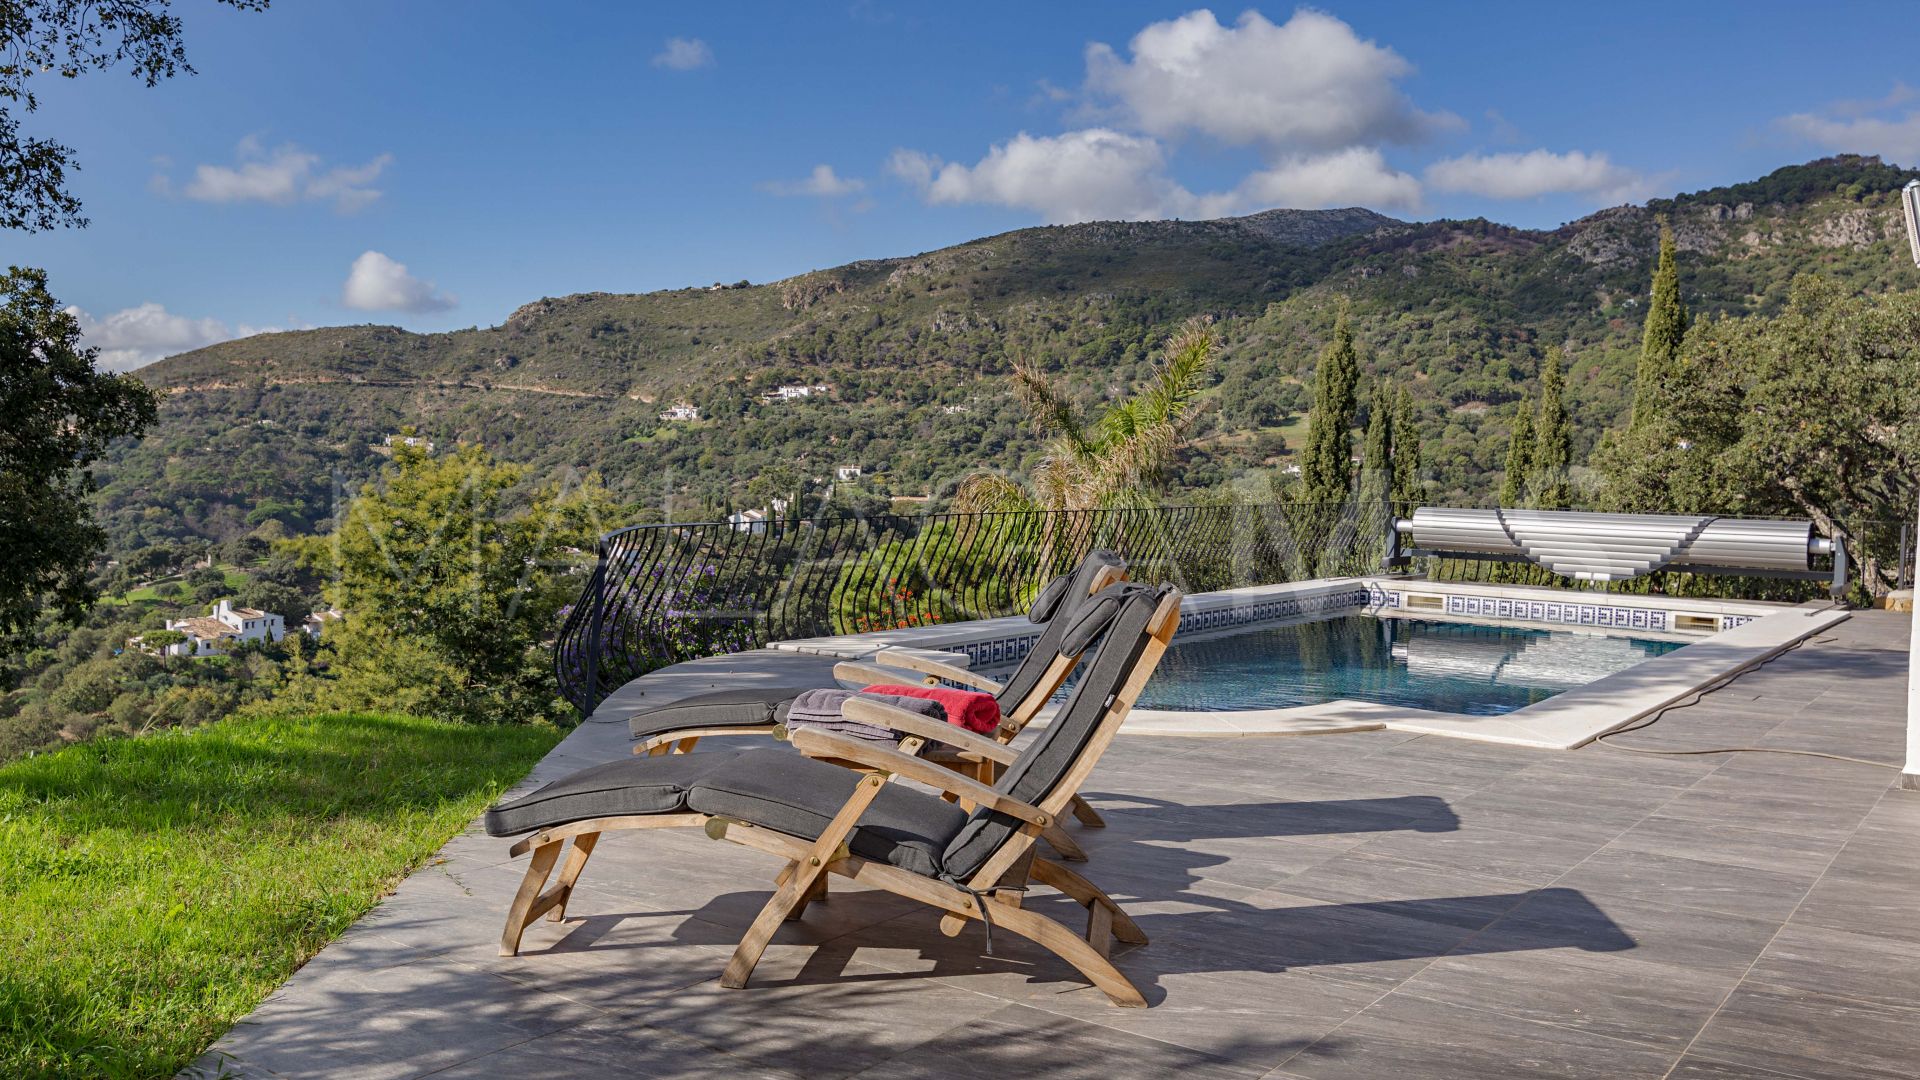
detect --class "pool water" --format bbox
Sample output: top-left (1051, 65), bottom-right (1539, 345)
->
top-left (1135, 615), bottom-right (1687, 716)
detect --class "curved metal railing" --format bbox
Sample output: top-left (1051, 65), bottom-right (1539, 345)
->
top-left (553, 502), bottom-right (1384, 713)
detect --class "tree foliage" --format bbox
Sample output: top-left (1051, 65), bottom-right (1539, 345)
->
top-left (1631, 226), bottom-right (1689, 431)
top-left (1599, 276), bottom-right (1920, 591)
top-left (288, 444), bottom-right (613, 724)
top-left (1289, 309), bottom-right (1361, 562)
top-left (0, 267), bottom-right (158, 643)
top-left (1499, 393), bottom-right (1534, 507)
top-left (0, 0), bottom-right (270, 230)
top-left (1391, 385), bottom-right (1422, 507)
top-left (1532, 347), bottom-right (1572, 509)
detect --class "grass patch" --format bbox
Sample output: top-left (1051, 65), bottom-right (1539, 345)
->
top-left (0, 712), bottom-right (561, 1079)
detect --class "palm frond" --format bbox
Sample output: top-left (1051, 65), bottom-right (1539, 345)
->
top-left (952, 472), bottom-right (1040, 515)
top-left (1010, 360), bottom-right (1096, 458)
top-left (1138, 318), bottom-right (1217, 435)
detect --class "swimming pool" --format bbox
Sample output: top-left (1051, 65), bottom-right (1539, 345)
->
top-left (1136, 615), bottom-right (1687, 716)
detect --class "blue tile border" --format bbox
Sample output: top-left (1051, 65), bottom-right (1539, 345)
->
top-left (1430, 591), bottom-right (1671, 633)
top-left (934, 584), bottom-right (1764, 672)
top-left (953, 586), bottom-right (1376, 669)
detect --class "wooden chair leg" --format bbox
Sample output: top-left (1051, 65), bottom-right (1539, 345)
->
top-left (1033, 857), bottom-right (1147, 945)
top-left (544, 833), bottom-right (599, 922)
top-left (674, 736), bottom-right (700, 754)
top-left (985, 899), bottom-right (1146, 1008)
top-left (499, 840), bottom-right (563, 956)
top-left (721, 774), bottom-right (887, 990)
top-left (1069, 794), bottom-right (1106, 828)
top-left (785, 870), bottom-right (829, 921)
top-left (1041, 822), bottom-right (1089, 862)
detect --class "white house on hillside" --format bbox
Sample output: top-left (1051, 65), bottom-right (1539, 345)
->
top-left (727, 508), bottom-right (769, 534)
top-left (660, 403), bottom-right (701, 421)
top-left (153, 599), bottom-right (289, 657)
top-left (767, 384), bottom-right (829, 401)
top-left (383, 434), bottom-right (435, 453)
top-left (835, 464), bottom-right (864, 482)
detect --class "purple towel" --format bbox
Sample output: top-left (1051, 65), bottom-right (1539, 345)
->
top-left (786, 687), bottom-right (944, 741)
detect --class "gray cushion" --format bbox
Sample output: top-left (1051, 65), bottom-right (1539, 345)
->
top-left (625, 685), bottom-right (816, 740)
top-left (484, 751), bottom-right (744, 836)
top-left (688, 750), bottom-right (969, 878)
top-left (996, 549), bottom-right (1126, 710)
top-left (942, 583), bottom-right (1164, 880)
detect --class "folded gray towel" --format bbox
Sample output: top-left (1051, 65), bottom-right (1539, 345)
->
top-left (786, 688), bottom-right (945, 742)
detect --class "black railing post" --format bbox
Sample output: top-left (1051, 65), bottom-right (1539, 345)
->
top-left (584, 535), bottom-right (606, 716)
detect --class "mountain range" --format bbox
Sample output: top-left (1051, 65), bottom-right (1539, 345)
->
top-left (105, 155), bottom-right (1920, 552)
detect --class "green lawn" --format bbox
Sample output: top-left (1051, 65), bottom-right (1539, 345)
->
top-left (0, 713), bottom-right (561, 1080)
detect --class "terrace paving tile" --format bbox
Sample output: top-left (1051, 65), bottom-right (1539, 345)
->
top-left (1387, 946), bottom-right (1744, 1049)
top-left (186, 610), bottom-right (1920, 1079)
top-left (1280, 991), bottom-right (1681, 1080)
top-left (1466, 888), bottom-right (1782, 977)
top-left (1550, 847), bottom-right (1821, 923)
top-left (1598, 813), bottom-right (1846, 878)
top-left (1024, 967), bottom-right (1382, 1067)
top-left (424, 1015), bottom-right (806, 1080)
top-left (191, 949), bottom-right (603, 1080)
top-left (846, 1003), bottom-right (1271, 1079)
top-left (1742, 923), bottom-right (1920, 1011)
top-left (1348, 821), bottom-right (1612, 887)
top-left (1664, 1055), bottom-right (1825, 1080)
top-left (1684, 979), bottom-right (1920, 1080)
top-left (1259, 851), bottom-right (1539, 929)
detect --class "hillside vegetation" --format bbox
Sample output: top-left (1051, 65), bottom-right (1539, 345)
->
top-left (109, 156), bottom-right (1920, 551)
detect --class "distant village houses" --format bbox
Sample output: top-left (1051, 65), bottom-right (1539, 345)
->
top-left (383, 434), bottom-right (435, 453)
top-left (659, 403), bottom-right (701, 421)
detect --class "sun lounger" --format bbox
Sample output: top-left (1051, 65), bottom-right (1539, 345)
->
top-left (484, 581), bottom-right (1181, 1007)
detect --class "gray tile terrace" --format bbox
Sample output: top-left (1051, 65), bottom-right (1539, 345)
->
top-left (190, 612), bottom-right (1920, 1079)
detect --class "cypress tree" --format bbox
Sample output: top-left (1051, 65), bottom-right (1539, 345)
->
top-left (1500, 393), bottom-right (1535, 507)
top-left (1292, 311), bottom-right (1361, 570)
top-left (1357, 381), bottom-right (1394, 561)
top-left (1300, 312), bottom-right (1360, 507)
top-left (1533, 347), bottom-right (1574, 509)
top-left (1390, 384), bottom-right (1422, 507)
top-left (1359, 381), bottom-right (1393, 493)
top-left (1631, 226), bottom-right (1688, 431)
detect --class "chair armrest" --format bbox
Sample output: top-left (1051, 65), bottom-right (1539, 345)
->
top-left (870, 649), bottom-right (1005, 695)
top-left (839, 697), bottom-right (1018, 766)
top-left (833, 660), bottom-right (938, 688)
top-left (788, 728), bottom-right (1050, 827)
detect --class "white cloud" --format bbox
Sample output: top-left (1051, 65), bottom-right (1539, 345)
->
top-left (176, 137), bottom-right (393, 213)
top-left (1778, 110), bottom-right (1920, 162)
top-left (891, 134), bottom-right (1422, 223)
top-left (1226, 148), bottom-right (1423, 212)
top-left (890, 129), bottom-right (1201, 224)
top-left (1084, 8), bottom-right (1455, 151)
top-left (652, 37), bottom-right (714, 70)
top-left (341, 251), bottom-right (456, 313)
top-left (760, 164), bottom-right (866, 197)
top-left (66, 303), bottom-right (290, 372)
top-left (1425, 149), bottom-right (1645, 201)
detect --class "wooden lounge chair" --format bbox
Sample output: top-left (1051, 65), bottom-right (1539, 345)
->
top-left (619, 549), bottom-right (1127, 857)
top-left (485, 581), bottom-right (1182, 1007)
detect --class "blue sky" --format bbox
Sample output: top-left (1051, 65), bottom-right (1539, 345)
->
top-left (13, 1), bottom-right (1920, 369)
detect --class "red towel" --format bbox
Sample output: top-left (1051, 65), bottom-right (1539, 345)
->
top-left (860, 684), bottom-right (1002, 734)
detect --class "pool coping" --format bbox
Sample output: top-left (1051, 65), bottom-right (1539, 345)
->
top-left (764, 576), bottom-right (1850, 751)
